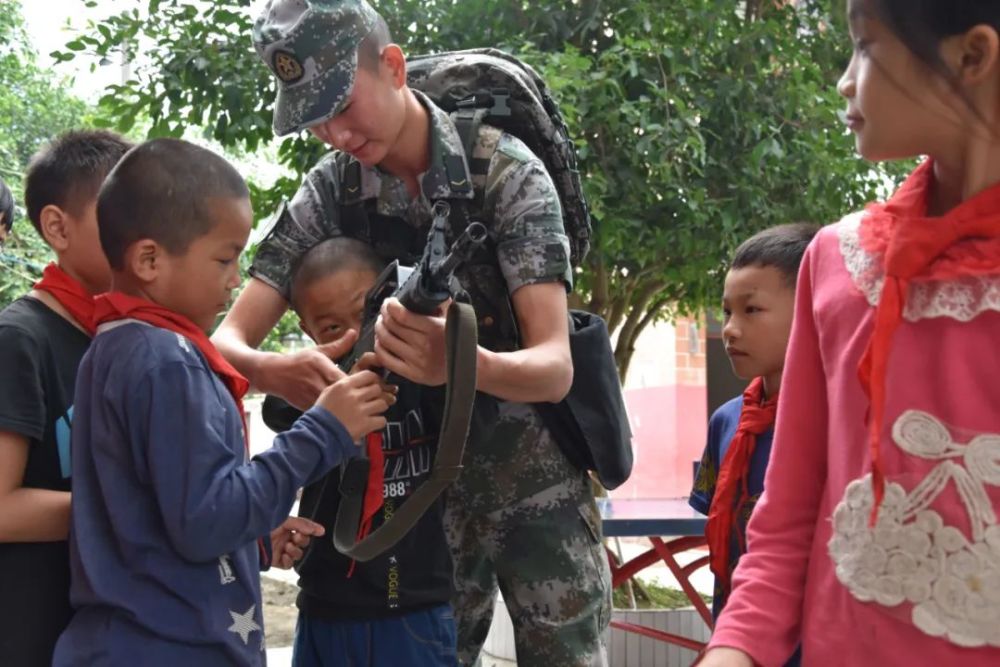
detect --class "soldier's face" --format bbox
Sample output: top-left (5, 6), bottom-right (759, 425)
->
top-left (308, 61), bottom-right (407, 167)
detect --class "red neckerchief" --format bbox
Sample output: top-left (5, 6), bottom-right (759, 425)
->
top-left (93, 292), bottom-right (268, 565)
top-left (705, 377), bottom-right (777, 597)
top-left (857, 160), bottom-right (1000, 525)
top-left (33, 263), bottom-right (97, 335)
top-left (347, 432), bottom-right (385, 578)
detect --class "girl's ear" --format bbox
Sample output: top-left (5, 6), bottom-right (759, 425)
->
top-left (949, 24), bottom-right (1000, 86)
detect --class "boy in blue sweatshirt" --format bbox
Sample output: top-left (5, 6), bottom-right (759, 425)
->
top-left (53, 138), bottom-right (393, 666)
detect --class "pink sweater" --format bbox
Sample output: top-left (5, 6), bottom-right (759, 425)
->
top-left (709, 214), bottom-right (1000, 666)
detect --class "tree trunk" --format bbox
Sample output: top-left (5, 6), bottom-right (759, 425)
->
top-left (617, 296), bottom-right (670, 379)
top-left (612, 279), bottom-right (665, 382)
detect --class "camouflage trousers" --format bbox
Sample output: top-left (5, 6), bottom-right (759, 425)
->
top-left (444, 475), bottom-right (612, 667)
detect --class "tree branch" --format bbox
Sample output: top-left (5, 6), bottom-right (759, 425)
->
top-left (613, 279), bottom-right (665, 381)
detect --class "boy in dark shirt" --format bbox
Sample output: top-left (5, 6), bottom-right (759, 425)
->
top-left (0, 130), bottom-right (131, 666)
top-left (287, 237), bottom-right (456, 666)
top-left (52, 138), bottom-right (393, 666)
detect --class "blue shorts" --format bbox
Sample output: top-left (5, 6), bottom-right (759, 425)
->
top-left (292, 605), bottom-right (457, 667)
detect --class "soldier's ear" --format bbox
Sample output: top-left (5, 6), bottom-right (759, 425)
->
top-left (381, 44), bottom-right (407, 88)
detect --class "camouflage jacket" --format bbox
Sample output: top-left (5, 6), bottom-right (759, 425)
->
top-left (251, 91), bottom-right (583, 510)
top-left (252, 91), bottom-right (571, 296)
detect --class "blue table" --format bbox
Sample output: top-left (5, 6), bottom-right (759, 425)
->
top-left (598, 498), bottom-right (712, 653)
top-left (598, 498), bottom-right (707, 538)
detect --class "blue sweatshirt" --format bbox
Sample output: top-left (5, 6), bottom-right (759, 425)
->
top-left (53, 321), bottom-right (358, 666)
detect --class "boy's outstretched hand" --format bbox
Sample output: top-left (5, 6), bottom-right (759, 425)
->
top-left (269, 516), bottom-right (325, 569)
top-left (261, 330), bottom-right (359, 410)
top-left (315, 370), bottom-right (395, 441)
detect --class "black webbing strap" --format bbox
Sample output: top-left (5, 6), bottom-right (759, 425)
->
top-left (452, 107), bottom-right (488, 170)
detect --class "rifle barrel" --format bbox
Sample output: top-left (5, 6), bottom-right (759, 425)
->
top-left (434, 222), bottom-right (487, 277)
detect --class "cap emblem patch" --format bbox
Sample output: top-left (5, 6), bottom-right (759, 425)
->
top-left (273, 50), bottom-right (304, 83)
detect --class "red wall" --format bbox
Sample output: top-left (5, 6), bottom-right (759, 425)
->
top-left (611, 385), bottom-right (707, 499)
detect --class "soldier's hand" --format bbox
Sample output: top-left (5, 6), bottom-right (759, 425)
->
top-left (373, 298), bottom-right (449, 386)
top-left (315, 370), bottom-right (393, 441)
top-left (261, 331), bottom-right (357, 410)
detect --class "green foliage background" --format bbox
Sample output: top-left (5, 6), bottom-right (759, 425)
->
top-left (6, 0), bottom-right (912, 376)
top-left (0, 0), bottom-right (89, 305)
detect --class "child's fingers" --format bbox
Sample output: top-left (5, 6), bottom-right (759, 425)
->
top-left (280, 516), bottom-right (325, 537)
top-left (346, 369), bottom-right (382, 387)
top-left (352, 382), bottom-right (388, 405)
top-left (353, 380), bottom-right (396, 406)
top-left (282, 542), bottom-right (305, 562)
top-left (371, 394), bottom-right (394, 412)
top-left (290, 531), bottom-right (314, 548)
top-left (350, 351), bottom-right (379, 374)
top-left (382, 388), bottom-right (398, 406)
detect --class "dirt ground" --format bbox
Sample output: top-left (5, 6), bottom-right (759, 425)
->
top-left (262, 575), bottom-right (300, 649)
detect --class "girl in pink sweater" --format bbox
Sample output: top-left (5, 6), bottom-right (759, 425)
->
top-left (699, 2), bottom-right (1000, 665)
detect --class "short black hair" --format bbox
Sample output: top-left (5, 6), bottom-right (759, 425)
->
top-left (290, 236), bottom-right (384, 312)
top-left (730, 223), bottom-right (821, 287)
top-left (24, 130), bottom-right (133, 237)
top-left (97, 138), bottom-right (250, 270)
top-left (0, 176), bottom-right (13, 232)
top-left (356, 16), bottom-right (392, 72)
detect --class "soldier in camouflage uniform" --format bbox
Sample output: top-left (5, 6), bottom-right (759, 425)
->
top-left (213, 1), bottom-right (612, 665)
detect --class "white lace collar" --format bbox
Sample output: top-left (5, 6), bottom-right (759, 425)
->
top-left (837, 211), bottom-right (1000, 323)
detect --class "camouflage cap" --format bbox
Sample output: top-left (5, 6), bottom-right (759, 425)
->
top-left (252, 0), bottom-right (379, 136)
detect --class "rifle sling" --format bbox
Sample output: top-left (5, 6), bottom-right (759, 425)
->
top-left (331, 300), bottom-right (478, 562)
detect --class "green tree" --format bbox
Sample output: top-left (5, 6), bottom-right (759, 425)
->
top-left (57, 0), bottom-right (908, 378)
top-left (0, 0), bottom-right (90, 306)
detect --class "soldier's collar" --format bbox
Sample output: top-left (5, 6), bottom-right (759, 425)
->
top-left (340, 91), bottom-right (474, 206)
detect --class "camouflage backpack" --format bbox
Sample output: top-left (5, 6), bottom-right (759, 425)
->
top-left (406, 48), bottom-right (592, 267)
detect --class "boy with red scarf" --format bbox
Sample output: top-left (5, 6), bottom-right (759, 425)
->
top-left (53, 138), bottom-right (393, 666)
top-left (0, 130), bottom-right (132, 666)
top-left (690, 223), bottom-right (819, 664)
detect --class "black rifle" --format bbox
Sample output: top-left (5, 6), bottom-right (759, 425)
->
top-left (335, 204), bottom-right (486, 375)
top-left (265, 203), bottom-right (485, 565)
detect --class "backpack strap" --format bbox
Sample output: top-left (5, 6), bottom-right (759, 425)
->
top-left (451, 106), bottom-right (487, 167)
top-left (337, 155), bottom-right (371, 244)
top-left (437, 121), bottom-right (520, 350)
top-left (446, 117), bottom-right (502, 225)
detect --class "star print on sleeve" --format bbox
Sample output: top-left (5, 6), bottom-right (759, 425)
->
top-left (227, 604), bottom-right (261, 645)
